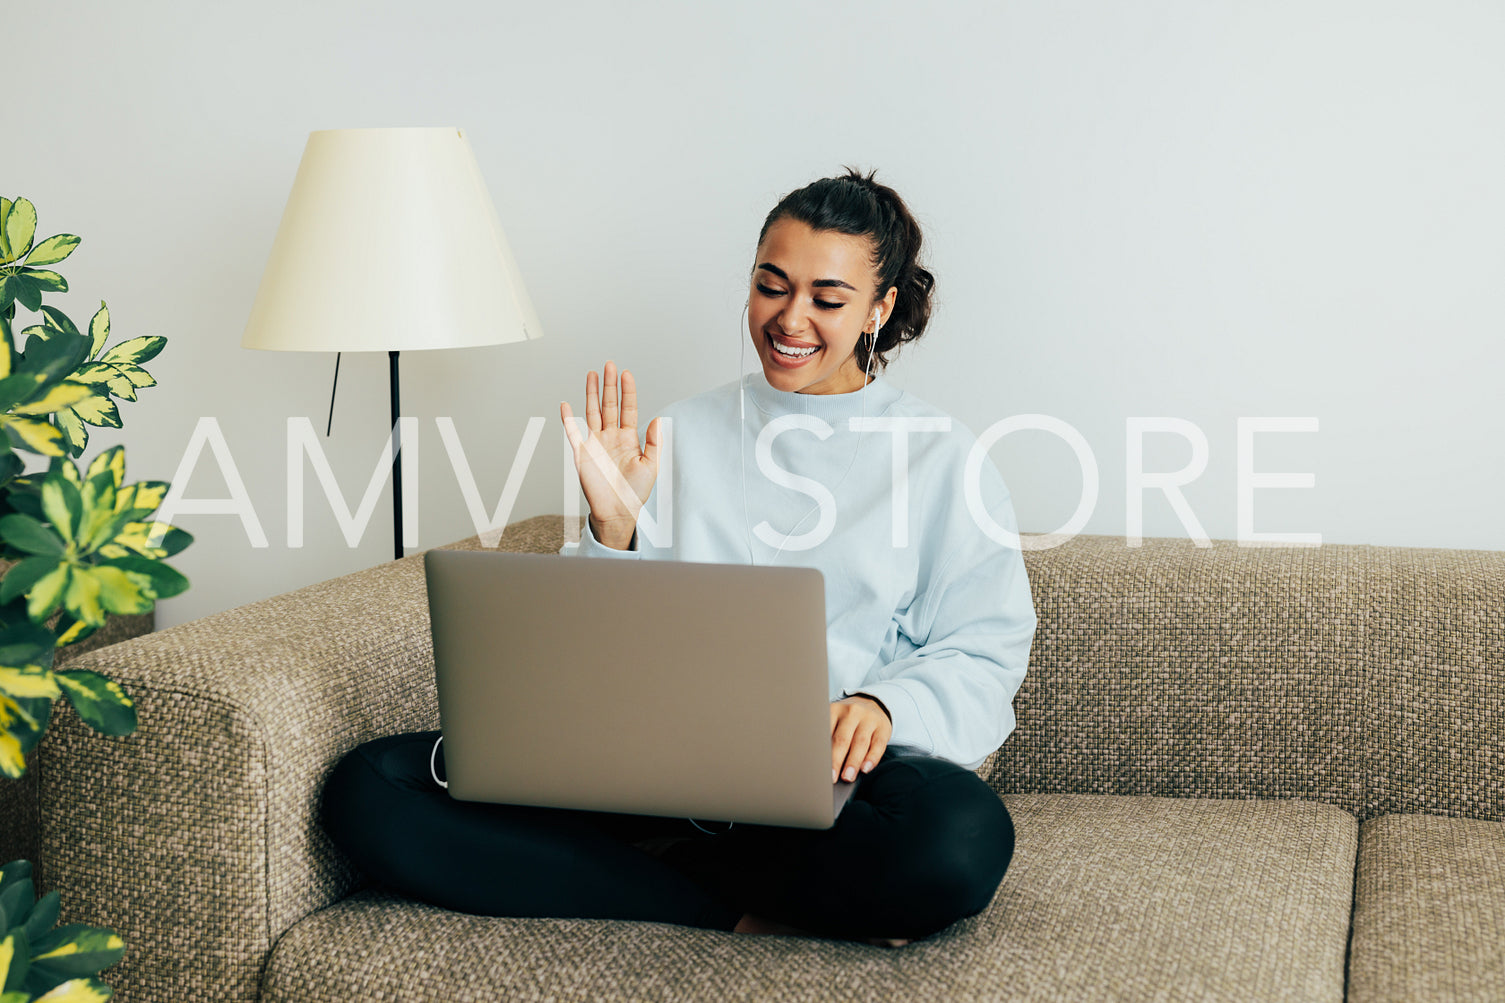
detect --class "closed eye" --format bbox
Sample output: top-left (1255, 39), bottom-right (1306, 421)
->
top-left (755, 283), bottom-right (844, 310)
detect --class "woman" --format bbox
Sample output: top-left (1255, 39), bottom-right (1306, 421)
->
top-left (322, 168), bottom-right (1036, 948)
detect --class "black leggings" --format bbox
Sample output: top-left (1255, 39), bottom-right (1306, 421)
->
top-left (320, 729), bottom-right (1015, 942)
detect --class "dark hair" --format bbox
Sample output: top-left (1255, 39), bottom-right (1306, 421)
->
top-left (754, 166), bottom-right (936, 373)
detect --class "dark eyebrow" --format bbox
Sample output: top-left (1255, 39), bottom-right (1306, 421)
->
top-left (756, 262), bottom-right (858, 292)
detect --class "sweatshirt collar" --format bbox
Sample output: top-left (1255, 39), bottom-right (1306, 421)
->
top-left (744, 369), bottom-right (903, 419)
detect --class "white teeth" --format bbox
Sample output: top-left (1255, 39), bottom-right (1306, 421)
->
top-left (772, 338), bottom-right (818, 357)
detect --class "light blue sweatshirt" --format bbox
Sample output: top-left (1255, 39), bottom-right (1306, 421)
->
top-left (561, 370), bottom-right (1037, 771)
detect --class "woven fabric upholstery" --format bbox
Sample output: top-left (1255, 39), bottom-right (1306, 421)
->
top-left (980, 535), bottom-right (1505, 823)
top-left (1349, 813), bottom-right (1505, 1002)
top-left (0, 609), bottom-right (154, 871)
top-left (1365, 550), bottom-right (1505, 820)
top-left (261, 793), bottom-right (1357, 1003)
top-left (27, 514), bottom-right (1504, 1001)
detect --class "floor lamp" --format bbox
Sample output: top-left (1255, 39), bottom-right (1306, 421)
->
top-left (240, 127), bottom-right (543, 560)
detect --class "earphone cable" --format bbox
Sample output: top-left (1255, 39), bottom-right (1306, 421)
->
top-left (740, 305), bottom-right (879, 567)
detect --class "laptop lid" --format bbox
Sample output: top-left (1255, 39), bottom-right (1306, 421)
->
top-left (424, 549), bottom-right (852, 828)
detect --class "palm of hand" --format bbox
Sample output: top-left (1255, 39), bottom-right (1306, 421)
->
top-left (561, 361), bottom-right (663, 530)
top-left (576, 425), bottom-right (655, 520)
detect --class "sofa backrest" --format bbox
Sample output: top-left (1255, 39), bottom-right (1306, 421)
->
top-left (982, 534), bottom-right (1504, 823)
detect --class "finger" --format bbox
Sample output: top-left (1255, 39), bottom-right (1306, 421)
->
top-left (643, 416), bottom-right (661, 467)
top-left (841, 722), bottom-right (879, 782)
top-left (584, 370), bottom-right (602, 431)
top-left (831, 713), bottom-right (859, 783)
top-left (620, 369), bottom-right (638, 431)
top-left (562, 403), bottom-right (589, 469)
top-left (602, 360), bottom-right (620, 428)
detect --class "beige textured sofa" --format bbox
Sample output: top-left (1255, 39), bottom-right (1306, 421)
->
top-left (16, 515), bottom-right (1504, 1001)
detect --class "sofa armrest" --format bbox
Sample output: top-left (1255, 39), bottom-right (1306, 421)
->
top-left (34, 515), bottom-right (565, 1001)
top-left (0, 610), bottom-right (154, 874)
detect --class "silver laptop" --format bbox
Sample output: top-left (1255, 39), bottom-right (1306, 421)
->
top-left (423, 549), bottom-right (864, 829)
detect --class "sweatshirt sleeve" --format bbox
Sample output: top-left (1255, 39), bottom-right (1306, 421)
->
top-left (559, 516), bottom-right (643, 559)
top-left (852, 450), bottom-right (1037, 771)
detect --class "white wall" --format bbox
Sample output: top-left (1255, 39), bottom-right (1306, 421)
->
top-left (6, 0), bottom-right (1502, 629)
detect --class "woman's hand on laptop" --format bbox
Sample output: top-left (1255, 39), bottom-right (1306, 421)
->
top-left (560, 361), bottom-right (662, 550)
top-left (830, 696), bottom-right (893, 783)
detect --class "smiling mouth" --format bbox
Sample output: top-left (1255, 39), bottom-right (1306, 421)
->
top-left (767, 332), bottom-right (822, 361)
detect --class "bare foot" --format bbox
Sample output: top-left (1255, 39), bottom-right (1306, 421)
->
top-left (864, 936), bottom-right (912, 948)
top-left (734, 913), bottom-right (911, 947)
top-left (733, 912), bottom-right (811, 936)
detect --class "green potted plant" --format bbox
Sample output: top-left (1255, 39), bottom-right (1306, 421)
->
top-left (0, 196), bottom-right (191, 1001)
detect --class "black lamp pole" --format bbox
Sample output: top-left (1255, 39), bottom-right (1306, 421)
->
top-left (389, 349), bottom-right (404, 561)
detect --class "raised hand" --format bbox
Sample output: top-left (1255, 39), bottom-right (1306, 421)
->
top-left (560, 361), bottom-right (662, 550)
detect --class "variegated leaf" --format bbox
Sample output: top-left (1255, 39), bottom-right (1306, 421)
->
top-left (0, 665), bottom-right (60, 700)
top-left (0, 196), bottom-right (12, 260)
top-left (2, 415), bottom-right (67, 456)
top-left (53, 455), bottom-right (83, 486)
top-left (54, 618), bottom-right (93, 646)
top-left (87, 566), bottom-right (155, 614)
top-left (98, 556), bottom-right (187, 599)
top-left (123, 478), bottom-right (167, 512)
top-left (0, 691), bottom-right (40, 731)
top-left (86, 445), bottom-right (125, 487)
top-left (10, 380), bottom-right (92, 416)
top-left (66, 392), bottom-right (121, 428)
top-left (68, 361), bottom-right (119, 388)
top-left (20, 268), bottom-right (66, 293)
top-left (107, 520), bottom-right (186, 558)
top-left (115, 364), bottom-right (155, 389)
top-left (86, 303), bottom-right (110, 361)
top-left (0, 553), bottom-right (64, 603)
top-left (41, 305), bottom-right (82, 338)
top-left (99, 364), bottom-right (137, 401)
top-left (52, 670), bottom-right (136, 736)
top-left (62, 566), bottom-right (104, 626)
top-left (127, 481), bottom-right (168, 511)
top-left (42, 478), bottom-right (82, 544)
top-left (0, 728), bottom-right (24, 778)
top-left (98, 334), bottom-right (164, 368)
top-left (25, 234), bottom-right (81, 267)
top-left (25, 565), bottom-right (69, 621)
top-left (3, 199), bottom-right (36, 263)
top-left (0, 373), bottom-right (45, 412)
top-left (34, 978), bottom-right (114, 1002)
top-left (0, 927), bottom-right (19, 990)
top-left (11, 274), bottom-right (42, 312)
top-left (86, 508), bottom-right (136, 553)
top-left (55, 406), bottom-right (89, 455)
top-left (0, 309), bottom-right (12, 378)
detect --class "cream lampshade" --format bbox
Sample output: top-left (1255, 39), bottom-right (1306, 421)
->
top-left (241, 127), bottom-right (543, 559)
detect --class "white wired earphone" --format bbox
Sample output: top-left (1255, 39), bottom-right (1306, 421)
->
top-left (433, 306), bottom-right (886, 832)
top-left (431, 735), bottom-right (447, 788)
top-left (671, 303), bottom-right (885, 835)
top-left (738, 302), bottom-right (882, 568)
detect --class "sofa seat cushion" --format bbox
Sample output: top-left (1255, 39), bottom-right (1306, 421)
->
top-left (1349, 813), bottom-right (1505, 1002)
top-left (263, 793), bottom-right (1357, 1002)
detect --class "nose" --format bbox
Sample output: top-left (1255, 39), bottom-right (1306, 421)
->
top-left (776, 296), bottom-right (813, 336)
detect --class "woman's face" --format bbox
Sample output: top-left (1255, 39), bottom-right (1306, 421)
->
top-left (748, 217), bottom-right (896, 395)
